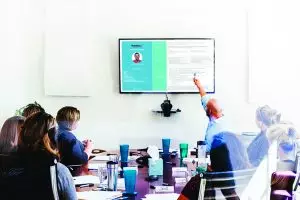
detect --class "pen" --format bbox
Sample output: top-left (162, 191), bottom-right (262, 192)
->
top-left (109, 194), bottom-right (129, 200)
top-left (76, 183), bottom-right (94, 188)
top-left (112, 197), bottom-right (128, 200)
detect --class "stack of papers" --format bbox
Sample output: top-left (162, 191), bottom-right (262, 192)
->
top-left (142, 193), bottom-right (180, 200)
top-left (77, 191), bottom-right (122, 200)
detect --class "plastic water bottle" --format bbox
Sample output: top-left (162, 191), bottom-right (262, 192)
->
top-left (197, 141), bottom-right (207, 172)
top-left (107, 161), bottom-right (118, 191)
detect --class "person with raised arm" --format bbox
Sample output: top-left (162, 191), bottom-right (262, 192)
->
top-left (193, 77), bottom-right (229, 152)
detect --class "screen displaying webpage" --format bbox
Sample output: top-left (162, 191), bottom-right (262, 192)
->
top-left (119, 39), bottom-right (215, 93)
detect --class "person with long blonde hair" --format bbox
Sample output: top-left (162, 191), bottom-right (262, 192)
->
top-left (18, 112), bottom-right (77, 200)
top-left (247, 105), bottom-right (281, 167)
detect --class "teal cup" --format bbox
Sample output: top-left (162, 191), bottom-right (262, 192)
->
top-left (124, 169), bottom-right (137, 194)
top-left (162, 138), bottom-right (171, 154)
top-left (120, 144), bottom-right (129, 162)
top-left (180, 143), bottom-right (189, 158)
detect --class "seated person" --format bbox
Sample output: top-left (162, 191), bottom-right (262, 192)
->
top-left (21, 101), bottom-right (45, 118)
top-left (268, 122), bottom-right (298, 170)
top-left (56, 106), bottom-right (93, 165)
top-left (178, 132), bottom-right (251, 200)
top-left (267, 122), bottom-right (298, 199)
top-left (0, 116), bottom-right (25, 153)
top-left (247, 105), bottom-right (281, 167)
top-left (18, 112), bottom-right (77, 200)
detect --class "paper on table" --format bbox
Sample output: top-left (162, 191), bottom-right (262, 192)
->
top-left (154, 186), bottom-right (174, 193)
top-left (91, 155), bottom-right (110, 161)
top-left (77, 191), bottom-right (122, 200)
top-left (91, 155), bottom-right (140, 162)
top-left (73, 175), bottom-right (99, 185)
top-left (143, 193), bottom-right (180, 200)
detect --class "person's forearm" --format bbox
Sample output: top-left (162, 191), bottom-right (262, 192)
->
top-left (197, 84), bottom-right (206, 97)
top-left (84, 149), bottom-right (92, 158)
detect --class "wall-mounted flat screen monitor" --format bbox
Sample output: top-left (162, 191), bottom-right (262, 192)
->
top-left (119, 38), bottom-right (215, 93)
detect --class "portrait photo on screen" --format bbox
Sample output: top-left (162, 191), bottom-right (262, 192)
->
top-left (132, 52), bottom-right (143, 63)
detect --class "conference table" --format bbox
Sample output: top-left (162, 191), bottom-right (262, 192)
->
top-left (73, 149), bottom-right (196, 199)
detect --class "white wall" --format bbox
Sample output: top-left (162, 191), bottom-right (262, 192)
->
top-left (248, 0), bottom-right (300, 129)
top-left (0, 0), bottom-right (259, 150)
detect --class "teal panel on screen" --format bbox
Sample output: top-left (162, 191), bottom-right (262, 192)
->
top-left (121, 41), bottom-right (153, 91)
top-left (119, 38), bottom-right (215, 93)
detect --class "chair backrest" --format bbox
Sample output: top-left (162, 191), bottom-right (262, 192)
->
top-left (202, 168), bottom-right (257, 199)
top-left (0, 154), bottom-right (59, 200)
top-left (66, 164), bottom-right (84, 176)
top-left (237, 132), bottom-right (257, 148)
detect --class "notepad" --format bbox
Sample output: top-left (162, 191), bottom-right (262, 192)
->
top-left (73, 175), bottom-right (99, 185)
top-left (77, 191), bottom-right (122, 200)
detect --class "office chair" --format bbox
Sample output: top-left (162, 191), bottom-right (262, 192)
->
top-left (198, 168), bottom-right (257, 200)
top-left (66, 164), bottom-right (85, 176)
top-left (0, 154), bottom-right (59, 200)
top-left (270, 171), bottom-right (297, 200)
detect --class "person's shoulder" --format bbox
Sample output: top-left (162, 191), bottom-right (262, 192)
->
top-left (58, 130), bottom-right (76, 140)
top-left (56, 162), bottom-right (69, 171)
top-left (56, 163), bottom-right (72, 177)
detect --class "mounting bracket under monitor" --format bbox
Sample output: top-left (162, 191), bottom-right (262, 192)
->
top-left (152, 109), bottom-right (181, 116)
top-left (152, 94), bottom-right (181, 117)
